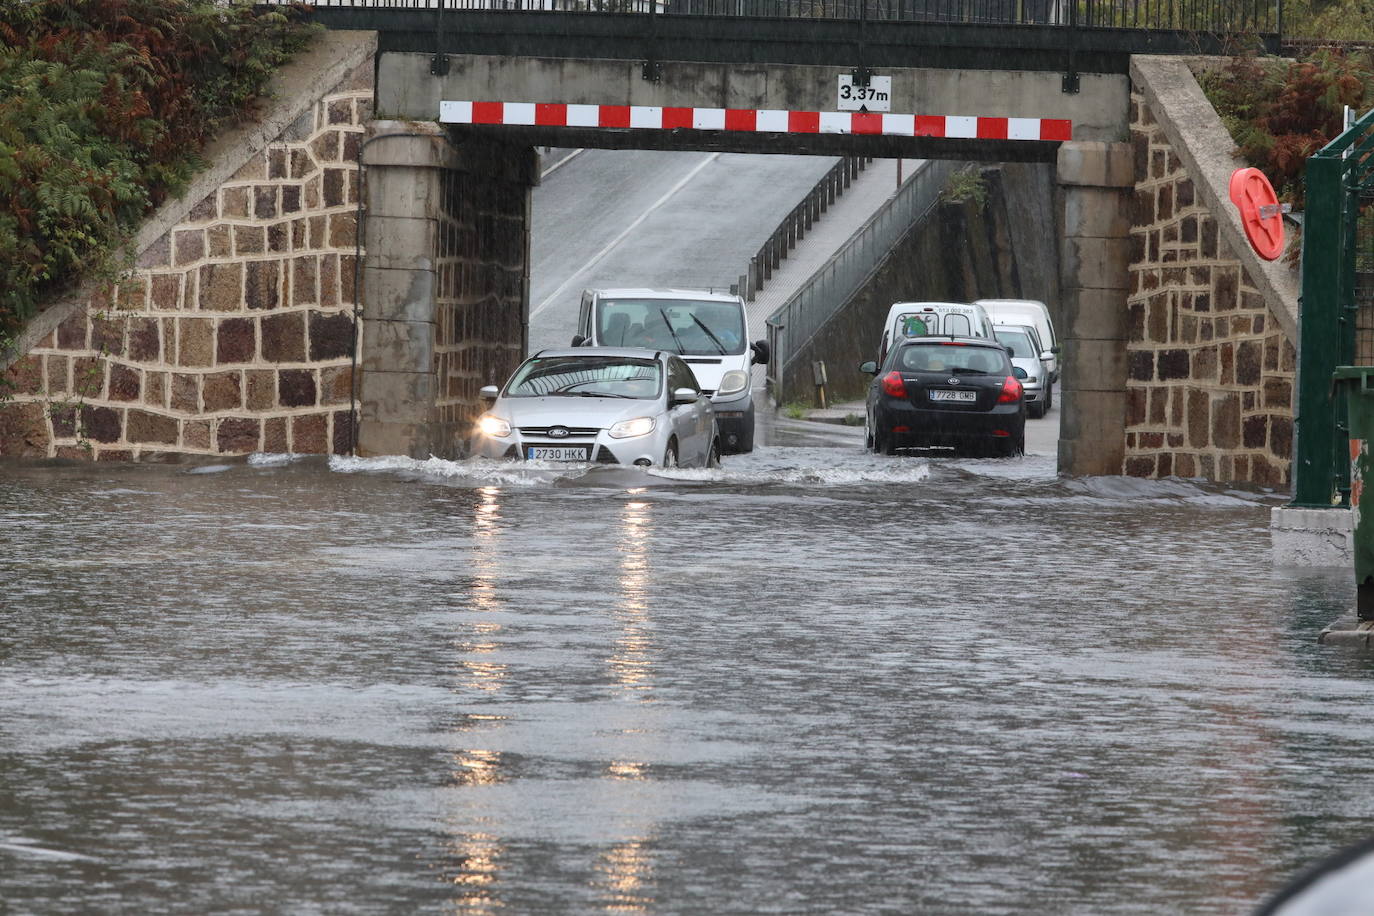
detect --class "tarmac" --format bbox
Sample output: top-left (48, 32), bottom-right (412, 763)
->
top-left (795, 396), bottom-right (1063, 458)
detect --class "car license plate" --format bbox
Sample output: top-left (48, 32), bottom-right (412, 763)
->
top-left (527, 446), bottom-right (589, 461)
top-left (931, 390), bottom-right (977, 402)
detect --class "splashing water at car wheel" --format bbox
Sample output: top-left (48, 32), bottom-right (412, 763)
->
top-left (707, 438), bottom-right (721, 468)
top-left (663, 441), bottom-right (679, 468)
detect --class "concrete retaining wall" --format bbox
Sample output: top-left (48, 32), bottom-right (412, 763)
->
top-left (778, 163), bottom-right (1057, 405)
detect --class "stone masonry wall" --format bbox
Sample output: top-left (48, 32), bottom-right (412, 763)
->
top-left (433, 168), bottom-right (528, 452)
top-left (0, 59), bottom-right (372, 462)
top-left (1124, 90), bottom-right (1296, 486)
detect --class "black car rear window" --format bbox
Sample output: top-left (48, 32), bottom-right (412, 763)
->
top-left (896, 344), bottom-right (1005, 375)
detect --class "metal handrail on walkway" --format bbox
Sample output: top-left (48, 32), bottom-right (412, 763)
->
top-left (764, 158), bottom-right (957, 397)
top-left (738, 157), bottom-right (871, 303)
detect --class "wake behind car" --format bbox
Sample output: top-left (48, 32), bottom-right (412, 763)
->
top-left (473, 348), bottom-right (719, 468)
top-left (861, 337), bottom-right (1026, 458)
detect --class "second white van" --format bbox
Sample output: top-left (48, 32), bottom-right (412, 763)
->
top-left (878, 301), bottom-right (995, 365)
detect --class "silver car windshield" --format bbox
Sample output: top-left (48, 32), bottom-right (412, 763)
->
top-left (993, 328), bottom-right (1035, 358)
top-left (506, 356), bottom-right (663, 399)
top-left (595, 299), bottom-right (746, 356)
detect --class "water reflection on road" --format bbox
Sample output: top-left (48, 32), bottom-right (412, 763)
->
top-left (2, 422), bottom-right (1372, 914)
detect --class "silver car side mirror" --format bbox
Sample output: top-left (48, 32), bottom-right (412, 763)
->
top-left (671, 387), bottom-right (698, 405)
top-left (479, 385), bottom-right (499, 400)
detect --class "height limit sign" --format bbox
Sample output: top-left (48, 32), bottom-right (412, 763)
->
top-left (837, 74), bottom-right (892, 112)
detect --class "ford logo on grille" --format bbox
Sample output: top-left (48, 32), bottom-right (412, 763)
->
top-left (948, 378), bottom-right (960, 385)
top-left (548, 427), bottom-right (570, 438)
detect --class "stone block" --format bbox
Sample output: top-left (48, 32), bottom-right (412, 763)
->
top-left (1061, 288), bottom-right (1129, 341)
top-left (321, 365), bottom-right (354, 405)
top-left (361, 266), bottom-right (436, 322)
top-left (1061, 237), bottom-right (1132, 292)
top-left (182, 419), bottom-right (212, 450)
top-left (332, 409), bottom-right (354, 455)
top-left (235, 225), bottom-right (265, 255)
top-left (365, 166), bottom-right (444, 218)
top-left (80, 405), bottom-right (123, 443)
top-left (364, 215), bottom-right (434, 270)
top-left (292, 413), bottom-right (329, 453)
top-left (0, 402), bottom-right (51, 457)
top-left (150, 275), bottom-right (182, 311)
top-left (1056, 141), bottom-right (1135, 189)
top-left (1271, 506), bottom-right (1352, 567)
top-left (263, 416), bottom-right (289, 453)
top-left (1061, 337), bottom-right (1128, 390)
top-left (358, 370), bottom-right (436, 425)
top-left (1061, 187), bottom-right (1133, 240)
top-left (109, 363), bottom-right (141, 402)
top-left (128, 318), bottom-right (161, 362)
top-left (177, 318), bottom-right (215, 367)
top-left (6, 355), bottom-right (43, 396)
top-left (292, 256), bottom-right (318, 306)
top-left (262, 312), bottom-right (306, 363)
top-left (216, 417), bottom-right (261, 453)
top-left (356, 419), bottom-right (432, 460)
top-left (1056, 388), bottom-right (1127, 476)
top-left (246, 370), bottom-right (277, 410)
top-left (279, 369), bottom-right (318, 408)
top-left (199, 263), bottom-right (243, 311)
top-left (361, 319), bottom-right (436, 375)
top-left (125, 409), bottom-right (178, 445)
top-left (203, 371), bottom-right (243, 412)
top-left (170, 373), bottom-right (199, 413)
top-left (245, 261), bottom-right (281, 311)
top-left (217, 317), bottom-right (256, 364)
top-left (309, 310), bottom-right (355, 361)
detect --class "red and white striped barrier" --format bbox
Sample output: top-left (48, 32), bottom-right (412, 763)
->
top-left (440, 101), bottom-right (1072, 141)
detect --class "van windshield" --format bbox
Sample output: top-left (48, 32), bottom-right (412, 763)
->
top-left (596, 298), bottom-right (746, 356)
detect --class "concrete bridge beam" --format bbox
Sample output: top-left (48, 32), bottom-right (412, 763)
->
top-left (1056, 140), bottom-right (1134, 477)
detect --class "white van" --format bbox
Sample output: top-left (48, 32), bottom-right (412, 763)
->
top-left (974, 299), bottom-right (1060, 383)
top-left (572, 288), bottom-right (769, 453)
top-left (878, 301), bottom-right (995, 365)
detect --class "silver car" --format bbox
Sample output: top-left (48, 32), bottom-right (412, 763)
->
top-left (472, 348), bottom-right (719, 467)
top-left (992, 324), bottom-right (1051, 419)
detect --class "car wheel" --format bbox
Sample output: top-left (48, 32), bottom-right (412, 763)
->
top-left (662, 441), bottom-right (678, 468)
top-left (1028, 400), bottom-right (1046, 420)
top-left (734, 419), bottom-right (755, 454)
top-left (706, 438), bottom-right (721, 468)
top-left (998, 434), bottom-right (1024, 458)
top-left (864, 414), bottom-right (874, 450)
top-left (874, 425), bottom-right (895, 456)
top-left (1045, 382), bottom-right (1052, 411)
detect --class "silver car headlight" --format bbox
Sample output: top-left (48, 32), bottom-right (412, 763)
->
top-left (1025, 375), bottom-right (1039, 384)
top-left (716, 370), bottom-right (749, 397)
top-left (609, 417), bottom-right (656, 439)
top-left (477, 415), bottom-right (511, 438)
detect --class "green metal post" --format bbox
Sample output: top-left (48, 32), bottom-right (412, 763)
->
top-left (1334, 367), bottom-right (1374, 618)
top-left (1293, 156), bottom-right (1349, 507)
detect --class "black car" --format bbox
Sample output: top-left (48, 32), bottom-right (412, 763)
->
top-left (860, 337), bottom-right (1026, 457)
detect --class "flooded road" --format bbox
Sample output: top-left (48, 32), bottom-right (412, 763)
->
top-left (2, 417), bottom-right (1371, 914)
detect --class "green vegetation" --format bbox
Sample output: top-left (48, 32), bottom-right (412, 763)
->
top-left (1200, 49), bottom-right (1374, 208)
top-left (1283, 0), bottom-right (1374, 41)
top-left (0, 0), bottom-right (316, 336)
top-left (782, 402), bottom-right (809, 419)
top-left (940, 168), bottom-right (988, 207)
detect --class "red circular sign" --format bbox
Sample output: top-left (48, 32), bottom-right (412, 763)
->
top-left (1229, 167), bottom-right (1285, 261)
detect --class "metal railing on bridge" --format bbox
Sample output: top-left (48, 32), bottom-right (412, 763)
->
top-left (738, 157), bottom-right (872, 304)
top-left (764, 158), bottom-right (957, 400)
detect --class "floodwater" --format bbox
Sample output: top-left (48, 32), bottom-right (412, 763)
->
top-left (1, 417), bottom-right (1371, 915)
